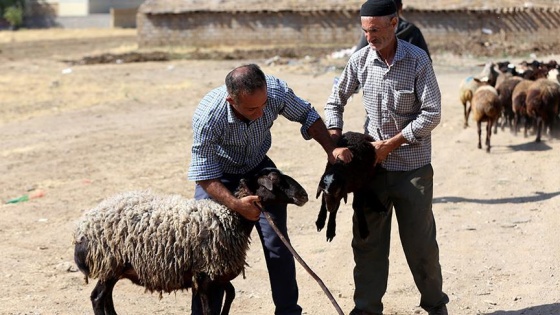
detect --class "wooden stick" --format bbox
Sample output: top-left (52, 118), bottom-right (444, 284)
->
top-left (256, 204), bottom-right (344, 315)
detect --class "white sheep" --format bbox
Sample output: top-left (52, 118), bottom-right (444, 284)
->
top-left (73, 167), bottom-right (308, 315)
top-left (459, 61), bottom-right (498, 128)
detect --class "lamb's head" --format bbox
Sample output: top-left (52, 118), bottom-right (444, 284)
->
top-left (316, 162), bottom-right (347, 213)
top-left (237, 168), bottom-right (308, 206)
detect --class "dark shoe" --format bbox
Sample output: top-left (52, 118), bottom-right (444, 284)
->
top-left (428, 304), bottom-right (448, 315)
top-left (349, 308), bottom-right (382, 315)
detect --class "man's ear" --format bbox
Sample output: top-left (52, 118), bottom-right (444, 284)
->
top-left (391, 16), bottom-right (398, 28)
top-left (226, 95), bottom-right (235, 105)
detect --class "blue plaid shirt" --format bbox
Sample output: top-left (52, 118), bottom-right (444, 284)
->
top-left (325, 39), bottom-right (441, 171)
top-left (188, 75), bottom-right (321, 181)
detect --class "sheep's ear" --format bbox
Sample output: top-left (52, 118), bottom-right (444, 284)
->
top-left (238, 179), bottom-right (250, 190)
top-left (343, 193), bottom-right (348, 204)
top-left (257, 176), bottom-right (274, 191)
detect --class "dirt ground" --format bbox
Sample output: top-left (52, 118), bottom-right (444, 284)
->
top-left (1, 29), bottom-right (559, 315)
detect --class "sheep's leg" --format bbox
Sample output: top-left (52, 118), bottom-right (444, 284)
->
top-left (486, 121), bottom-right (492, 152)
top-left (194, 273), bottom-right (213, 315)
top-left (513, 113), bottom-right (519, 136)
top-left (103, 277), bottom-right (118, 315)
top-left (462, 102), bottom-right (468, 128)
top-left (464, 102), bottom-right (472, 128)
top-left (326, 210), bottom-right (338, 242)
top-left (90, 278), bottom-right (118, 315)
top-left (220, 282), bottom-right (236, 315)
top-left (477, 121), bottom-right (482, 149)
top-left (535, 117), bottom-right (543, 142)
top-left (315, 195), bottom-right (327, 232)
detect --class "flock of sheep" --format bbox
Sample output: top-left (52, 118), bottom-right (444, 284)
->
top-left (459, 59), bottom-right (560, 152)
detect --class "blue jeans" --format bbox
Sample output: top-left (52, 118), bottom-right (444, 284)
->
top-left (191, 157), bottom-right (302, 315)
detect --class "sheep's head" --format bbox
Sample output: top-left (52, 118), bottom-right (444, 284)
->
top-left (238, 168), bottom-right (308, 206)
top-left (316, 162), bottom-right (347, 213)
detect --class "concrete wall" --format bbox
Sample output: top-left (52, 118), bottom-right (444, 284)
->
top-left (137, 9), bottom-right (560, 56)
top-left (111, 7), bottom-right (137, 28)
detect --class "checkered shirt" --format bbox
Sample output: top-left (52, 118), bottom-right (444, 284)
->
top-left (325, 39), bottom-right (441, 171)
top-left (188, 75), bottom-right (320, 181)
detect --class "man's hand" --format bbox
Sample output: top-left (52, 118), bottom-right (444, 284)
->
top-left (372, 133), bottom-right (406, 164)
top-left (234, 195), bottom-right (262, 221)
top-left (330, 147), bottom-right (353, 164)
top-left (372, 140), bottom-right (391, 164)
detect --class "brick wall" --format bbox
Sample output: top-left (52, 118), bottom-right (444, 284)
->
top-left (137, 9), bottom-right (560, 55)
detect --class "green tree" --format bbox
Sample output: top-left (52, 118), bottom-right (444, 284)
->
top-left (1, 0), bottom-right (24, 29)
top-left (4, 5), bottom-right (23, 29)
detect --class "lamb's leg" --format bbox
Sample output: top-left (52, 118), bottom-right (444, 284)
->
top-left (315, 195), bottom-right (327, 232)
top-left (90, 278), bottom-right (118, 315)
top-left (326, 210), bottom-right (338, 242)
top-left (220, 282), bottom-right (236, 315)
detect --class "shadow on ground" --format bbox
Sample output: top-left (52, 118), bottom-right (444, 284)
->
top-left (434, 191), bottom-right (560, 205)
top-left (484, 302), bottom-right (560, 314)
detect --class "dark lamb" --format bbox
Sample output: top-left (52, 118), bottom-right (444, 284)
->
top-left (315, 131), bottom-right (384, 242)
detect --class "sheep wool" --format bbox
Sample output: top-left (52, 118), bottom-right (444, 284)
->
top-left (73, 190), bottom-right (250, 293)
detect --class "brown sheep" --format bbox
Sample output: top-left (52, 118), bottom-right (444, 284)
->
top-left (511, 79), bottom-right (535, 137)
top-left (459, 77), bottom-right (487, 128)
top-left (472, 86), bottom-right (502, 152)
top-left (525, 79), bottom-right (560, 142)
top-left (496, 76), bottom-right (523, 132)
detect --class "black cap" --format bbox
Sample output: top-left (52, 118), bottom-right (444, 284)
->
top-left (360, 0), bottom-right (397, 17)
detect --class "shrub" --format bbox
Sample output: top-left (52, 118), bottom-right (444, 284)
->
top-left (3, 5), bottom-right (23, 29)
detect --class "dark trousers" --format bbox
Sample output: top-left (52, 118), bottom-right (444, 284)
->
top-left (191, 157), bottom-right (302, 315)
top-left (352, 164), bottom-right (449, 314)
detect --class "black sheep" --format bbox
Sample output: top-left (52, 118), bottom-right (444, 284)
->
top-left (315, 131), bottom-right (385, 242)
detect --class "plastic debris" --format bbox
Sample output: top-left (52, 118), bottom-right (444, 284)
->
top-left (5, 189), bottom-right (45, 204)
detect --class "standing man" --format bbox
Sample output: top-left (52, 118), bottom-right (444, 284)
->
top-left (324, 1), bottom-right (448, 315)
top-left (188, 64), bottom-right (349, 315)
top-left (353, 0), bottom-right (431, 61)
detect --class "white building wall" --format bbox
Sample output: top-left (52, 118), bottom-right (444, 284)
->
top-left (58, 0), bottom-right (88, 16)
